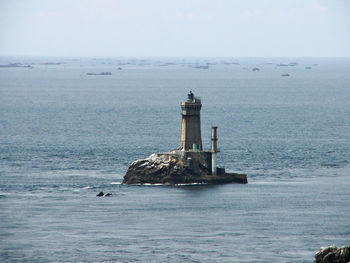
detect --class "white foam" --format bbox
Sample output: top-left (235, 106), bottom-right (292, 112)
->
top-left (175, 183), bottom-right (208, 186)
top-left (82, 186), bottom-right (93, 189)
top-left (126, 182), bottom-right (208, 186)
top-left (110, 182), bottom-right (122, 185)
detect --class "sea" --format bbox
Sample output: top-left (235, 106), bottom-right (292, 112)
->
top-left (0, 57), bottom-right (349, 263)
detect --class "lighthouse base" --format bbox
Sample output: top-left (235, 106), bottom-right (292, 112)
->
top-left (122, 151), bottom-right (247, 185)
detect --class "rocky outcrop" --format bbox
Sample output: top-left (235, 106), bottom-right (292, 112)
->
top-left (122, 152), bottom-right (247, 185)
top-left (315, 246), bottom-right (350, 263)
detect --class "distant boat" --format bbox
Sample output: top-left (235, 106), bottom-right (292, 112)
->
top-left (280, 74), bottom-right (290, 77)
top-left (252, 67), bottom-right (260, 71)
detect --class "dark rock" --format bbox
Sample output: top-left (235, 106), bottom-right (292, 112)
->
top-left (87, 72), bottom-right (112, 75)
top-left (0, 63), bottom-right (32, 68)
top-left (190, 65), bottom-right (209, 69)
top-left (122, 152), bottom-right (247, 185)
top-left (252, 67), bottom-right (260, 71)
top-left (104, 193), bottom-right (112, 197)
top-left (315, 246), bottom-right (350, 263)
top-left (96, 192), bottom-right (104, 197)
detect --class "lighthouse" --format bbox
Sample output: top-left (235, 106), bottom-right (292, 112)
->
top-left (180, 91), bottom-right (203, 151)
top-left (179, 92), bottom-right (220, 175)
top-left (123, 92), bottom-right (248, 184)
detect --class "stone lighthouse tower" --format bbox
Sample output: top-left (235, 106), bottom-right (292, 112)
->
top-left (180, 91), bottom-right (202, 151)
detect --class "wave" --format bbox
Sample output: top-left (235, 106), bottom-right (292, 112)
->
top-left (174, 183), bottom-right (209, 186)
top-left (123, 182), bottom-right (209, 186)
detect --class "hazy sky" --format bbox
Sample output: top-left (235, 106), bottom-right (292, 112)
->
top-left (1, 0), bottom-right (349, 57)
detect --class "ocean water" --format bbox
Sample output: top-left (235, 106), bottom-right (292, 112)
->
top-left (0, 57), bottom-right (349, 262)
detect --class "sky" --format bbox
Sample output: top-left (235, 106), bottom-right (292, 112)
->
top-left (1, 0), bottom-right (350, 57)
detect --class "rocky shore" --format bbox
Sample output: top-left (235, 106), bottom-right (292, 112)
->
top-left (315, 246), bottom-right (350, 263)
top-left (122, 152), bottom-right (247, 185)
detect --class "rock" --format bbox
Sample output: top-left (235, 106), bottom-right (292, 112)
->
top-left (87, 72), bottom-right (112, 75)
top-left (315, 246), bottom-right (350, 263)
top-left (122, 151), bottom-right (247, 185)
top-left (96, 192), bottom-right (104, 197)
top-left (104, 193), bottom-right (112, 197)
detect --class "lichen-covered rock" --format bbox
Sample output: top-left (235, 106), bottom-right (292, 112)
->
top-left (122, 152), bottom-right (247, 185)
top-left (315, 246), bottom-right (350, 263)
top-left (123, 153), bottom-right (207, 184)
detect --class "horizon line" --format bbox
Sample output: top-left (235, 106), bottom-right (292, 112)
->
top-left (1, 55), bottom-right (350, 59)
